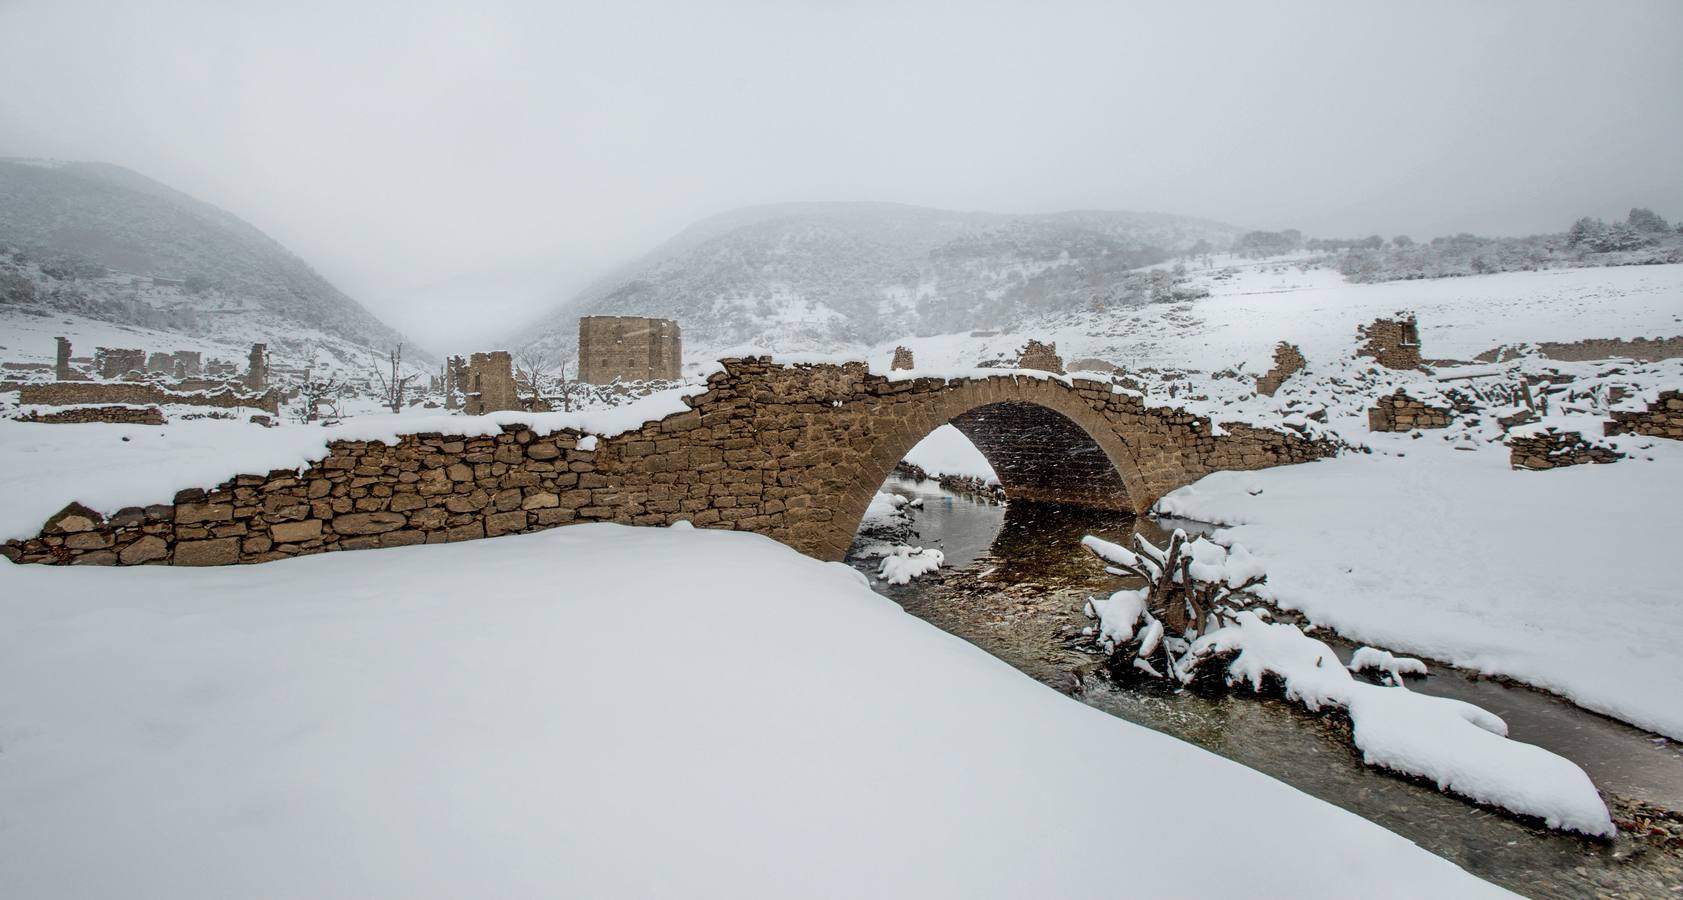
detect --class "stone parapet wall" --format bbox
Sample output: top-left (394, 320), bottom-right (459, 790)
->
top-left (1606, 390), bottom-right (1683, 440)
top-left (1367, 390), bottom-right (1451, 431)
top-left (16, 381), bottom-right (279, 414)
top-left (1510, 429), bottom-right (1624, 470)
top-left (16, 405), bottom-right (167, 425)
top-left (3, 358), bottom-right (1337, 567)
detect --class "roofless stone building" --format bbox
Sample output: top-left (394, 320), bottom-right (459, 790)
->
top-left (578, 316), bottom-right (682, 384)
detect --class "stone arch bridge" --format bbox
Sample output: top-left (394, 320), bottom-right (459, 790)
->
top-left (5, 359), bottom-right (1336, 567)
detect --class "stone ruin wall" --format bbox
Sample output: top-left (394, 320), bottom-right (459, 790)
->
top-left (1256, 342), bottom-right (1306, 396)
top-left (3, 358), bottom-right (1337, 568)
top-left (578, 316), bottom-right (683, 384)
top-left (1015, 340), bottom-right (1064, 374)
top-left (16, 405), bottom-right (167, 425)
top-left (1509, 430), bottom-right (1623, 470)
top-left (1367, 390), bottom-right (1451, 432)
top-left (465, 351), bottom-right (520, 415)
top-left (1537, 336), bottom-right (1683, 363)
top-left (1606, 390), bottom-right (1683, 440)
top-left (13, 381), bottom-right (280, 415)
top-left (890, 346), bottom-right (915, 371)
top-left (1357, 315), bottom-right (1422, 370)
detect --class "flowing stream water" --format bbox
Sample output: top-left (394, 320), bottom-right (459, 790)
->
top-left (847, 474), bottom-right (1683, 899)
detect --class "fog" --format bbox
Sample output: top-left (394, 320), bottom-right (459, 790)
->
top-left (2, 0), bottom-right (1680, 350)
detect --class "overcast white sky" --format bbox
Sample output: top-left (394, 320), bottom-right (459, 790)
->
top-left (2, 0), bottom-right (1680, 349)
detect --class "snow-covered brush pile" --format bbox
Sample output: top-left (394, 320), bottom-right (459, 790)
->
top-left (1081, 531), bottom-right (1615, 837)
top-left (1080, 531), bottom-right (1266, 677)
top-left (876, 545), bottom-right (945, 585)
top-left (852, 492), bottom-right (945, 584)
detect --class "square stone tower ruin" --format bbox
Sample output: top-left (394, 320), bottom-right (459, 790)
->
top-left (578, 316), bottom-right (682, 384)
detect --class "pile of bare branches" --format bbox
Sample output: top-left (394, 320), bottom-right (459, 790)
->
top-left (1085, 530), bottom-right (1264, 634)
top-left (1081, 530), bottom-right (1266, 678)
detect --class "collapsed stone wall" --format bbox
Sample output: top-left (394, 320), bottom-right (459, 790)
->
top-left (1256, 342), bottom-right (1306, 396)
top-left (1357, 315), bottom-right (1422, 370)
top-left (16, 405), bottom-right (167, 425)
top-left (94, 348), bottom-right (148, 379)
top-left (3, 358), bottom-right (1336, 567)
top-left (1367, 390), bottom-right (1451, 432)
top-left (1509, 429), bottom-right (1623, 470)
top-left (15, 382), bottom-right (279, 414)
top-left (465, 351), bottom-right (519, 415)
top-left (1606, 390), bottom-right (1683, 440)
top-left (1015, 340), bottom-right (1065, 374)
top-left (1537, 336), bottom-right (1683, 363)
top-left (890, 346), bottom-right (914, 371)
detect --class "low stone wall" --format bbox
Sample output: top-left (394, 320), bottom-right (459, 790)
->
top-left (1606, 390), bottom-right (1683, 440)
top-left (1538, 336), bottom-right (1683, 363)
top-left (1367, 390), bottom-right (1451, 432)
top-left (3, 358), bottom-right (1337, 567)
top-left (16, 405), bottom-right (167, 425)
top-left (1510, 429), bottom-right (1623, 470)
top-left (1256, 342), bottom-right (1306, 396)
top-left (16, 381), bottom-right (279, 415)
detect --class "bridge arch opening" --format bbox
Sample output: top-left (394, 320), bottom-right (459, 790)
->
top-left (833, 391), bottom-right (1149, 562)
top-left (947, 401), bottom-right (1132, 511)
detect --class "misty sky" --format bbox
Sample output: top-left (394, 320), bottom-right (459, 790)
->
top-left (2, 0), bottom-right (1681, 350)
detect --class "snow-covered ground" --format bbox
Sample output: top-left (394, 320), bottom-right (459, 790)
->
top-left (868, 261), bottom-right (1683, 374)
top-left (903, 423), bottom-right (997, 481)
top-left (0, 525), bottom-right (1509, 898)
top-left (1158, 435), bottom-right (1683, 741)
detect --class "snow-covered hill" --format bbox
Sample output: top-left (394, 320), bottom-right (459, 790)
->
top-left (515, 201), bottom-right (1242, 361)
top-left (0, 159), bottom-right (428, 368)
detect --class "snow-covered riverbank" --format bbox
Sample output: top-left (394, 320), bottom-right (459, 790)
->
top-left (0, 524), bottom-right (1510, 898)
top-left (1158, 435), bottom-right (1683, 741)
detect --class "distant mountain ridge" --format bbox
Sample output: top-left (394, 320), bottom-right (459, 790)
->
top-left (515, 201), bottom-right (1244, 361)
top-left (0, 159), bottom-right (425, 365)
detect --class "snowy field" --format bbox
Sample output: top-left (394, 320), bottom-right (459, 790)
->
top-left (0, 525), bottom-right (1508, 898)
top-left (871, 261), bottom-right (1683, 373)
top-left (1159, 435), bottom-right (1683, 741)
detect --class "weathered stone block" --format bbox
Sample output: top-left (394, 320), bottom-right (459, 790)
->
top-left (174, 537), bottom-right (241, 566)
top-left (118, 535), bottom-right (169, 564)
top-left (330, 512), bottom-right (407, 535)
top-left (270, 520), bottom-right (325, 543)
top-left (485, 510), bottom-right (529, 536)
top-left (176, 502), bottom-right (234, 524)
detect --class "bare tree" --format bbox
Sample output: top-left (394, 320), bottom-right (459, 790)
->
top-left (371, 344), bottom-right (419, 414)
top-left (293, 372), bottom-right (346, 424)
top-left (513, 348), bottom-right (553, 409)
top-left (551, 352), bottom-right (586, 412)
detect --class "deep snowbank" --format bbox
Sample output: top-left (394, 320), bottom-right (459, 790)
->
top-left (0, 525), bottom-right (1508, 898)
top-left (1158, 436), bottom-right (1683, 740)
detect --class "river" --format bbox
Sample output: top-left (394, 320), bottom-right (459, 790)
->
top-left (847, 474), bottom-right (1683, 899)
